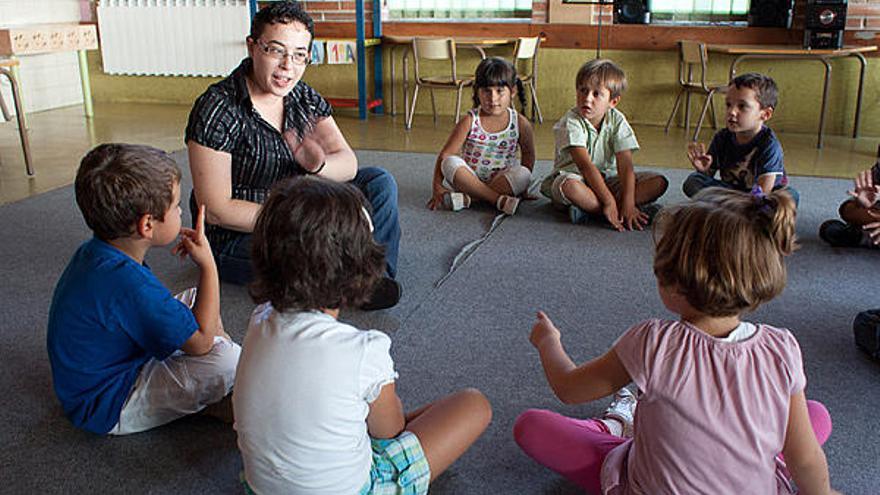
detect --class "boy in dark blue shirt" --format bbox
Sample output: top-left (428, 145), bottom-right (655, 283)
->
top-left (47, 144), bottom-right (240, 435)
top-left (683, 73), bottom-right (799, 206)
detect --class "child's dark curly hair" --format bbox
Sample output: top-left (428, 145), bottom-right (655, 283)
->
top-left (472, 57), bottom-right (526, 110)
top-left (250, 176), bottom-right (385, 312)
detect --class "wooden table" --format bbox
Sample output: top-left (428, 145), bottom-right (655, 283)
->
top-left (707, 44), bottom-right (877, 148)
top-left (382, 35), bottom-right (517, 118)
top-left (0, 24), bottom-right (98, 122)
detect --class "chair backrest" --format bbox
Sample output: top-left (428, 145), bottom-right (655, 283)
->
top-left (677, 40), bottom-right (710, 90)
top-left (512, 37), bottom-right (540, 81)
top-left (412, 37), bottom-right (459, 83)
top-left (513, 37), bottom-right (540, 59)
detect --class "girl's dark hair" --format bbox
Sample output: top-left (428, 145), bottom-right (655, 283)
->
top-left (250, 176), bottom-right (385, 312)
top-left (653, 187), bottom-right (797, 317)
top-left (472, 57), bottom-right (526, 109)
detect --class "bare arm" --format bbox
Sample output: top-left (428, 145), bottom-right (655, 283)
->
top-left (781, 391), bottom-right (837, 495)
top-left (176, 206), bottom-right (223, 356)
top-left (616, 150), bottom-right (648, 230)
top-left (367, 381), bottom-right (406, 439)
top-left (569, 147), bottom-right (616, 207)
top-left (294, 116), bottom-right (358, 182)
top-left (615, 150), bottom-right (636, 209)
top-left (756, 174), bottom-right (777, 194)
top-left (530, 311), bottom-right (632, 405)
top-left (188, 141), bottom-right (262, 233)
top-left (428, 116), bottom-right (471, 209)
top-left (518, 114), bottom-right (536, 172)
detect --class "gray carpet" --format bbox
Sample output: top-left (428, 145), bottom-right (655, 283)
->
top-left (1, 149), bottom-right (878, 494)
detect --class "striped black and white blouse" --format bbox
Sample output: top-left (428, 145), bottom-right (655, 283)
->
top-left (185, 57), bottom-right (332, 251)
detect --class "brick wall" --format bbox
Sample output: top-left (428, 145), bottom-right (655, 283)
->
top-left (847, 0), bottom-right (880, 30)
top-left (302, 0), bottom-right (370, 22)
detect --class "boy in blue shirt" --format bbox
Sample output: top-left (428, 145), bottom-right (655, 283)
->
top-left (47, 143), bottom-right (240, 435)
top-left (684, 72), bottom-right (799, 205)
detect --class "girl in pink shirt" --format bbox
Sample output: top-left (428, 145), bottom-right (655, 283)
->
top-left (427, 57), bottom-right (536, 215)
top-left (515, 187), bottom-right (840, 494)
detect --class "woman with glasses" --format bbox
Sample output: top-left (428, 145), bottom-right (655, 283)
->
top-left (185, 0), bottom-right (402, 310)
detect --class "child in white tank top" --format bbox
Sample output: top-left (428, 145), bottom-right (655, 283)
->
top-left (428, 57), bottom-right (536, 215)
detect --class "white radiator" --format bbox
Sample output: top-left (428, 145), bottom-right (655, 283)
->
top-left (97, 0), bottom-right (250, 77)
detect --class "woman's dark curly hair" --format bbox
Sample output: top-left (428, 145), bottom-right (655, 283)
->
top-left (250, 176), bottom-right (385, 312)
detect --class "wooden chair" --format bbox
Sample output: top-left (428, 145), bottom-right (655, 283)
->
top-left (512, 37), bottom-right (543, 123)
top-left (406, 37), bottom-right (474, 130)
top-left (0, 58), bottom-right (33, 176)
top-left (665, 40), bottom-right (728, 141)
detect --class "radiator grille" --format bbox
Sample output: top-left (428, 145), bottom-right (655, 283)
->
top-left (97, 0), bottom-right (250, 76)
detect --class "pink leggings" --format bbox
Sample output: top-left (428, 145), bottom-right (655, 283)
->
top-left (513, 400), bottom-right (832, 494)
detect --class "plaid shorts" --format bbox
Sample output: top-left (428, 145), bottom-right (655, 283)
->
top-left (360, 431), bottom-right (430, 495)
top-left (240, 431), bottom-right (430, 495)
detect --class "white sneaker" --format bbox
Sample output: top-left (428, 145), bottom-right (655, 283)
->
top-left (602, 388), bottom-right (638, 438)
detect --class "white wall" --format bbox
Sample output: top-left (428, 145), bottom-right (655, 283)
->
top-left (0, 0), bottom-right (85, 115)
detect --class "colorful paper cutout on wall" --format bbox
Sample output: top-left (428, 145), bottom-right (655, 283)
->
top-left (326, 40), bottom-right (356, 64)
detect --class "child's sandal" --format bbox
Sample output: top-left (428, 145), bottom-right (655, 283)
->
top-left (442, 192), bottom-right (471, 212)
top-left (496, 195), bottom-right (520, 215)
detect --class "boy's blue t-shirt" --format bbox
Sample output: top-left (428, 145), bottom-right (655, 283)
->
top-left (708, 125), bottom-right (788, 190)
top-left (47, 238), bottom-right (198, 434)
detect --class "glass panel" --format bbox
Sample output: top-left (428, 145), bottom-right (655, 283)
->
top-left (388, 0), bottom-right (531, 18)
top-left (650, 0), bottom-right (747, 15)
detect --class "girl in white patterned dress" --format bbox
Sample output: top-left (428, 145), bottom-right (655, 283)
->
top-left (428, 57), bottom-right (536, 215)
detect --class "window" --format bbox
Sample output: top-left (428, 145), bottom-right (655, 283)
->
top-left (649, 0), bottom-right (749, 22)
top-left (387, 0), bottom-right (532, 20)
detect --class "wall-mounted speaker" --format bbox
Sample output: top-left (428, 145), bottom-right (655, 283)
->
top-left (748, 0), bottom-right (795, 28)
top-left (804, 29), bottom-right (845, 48)
top-left (805, 2), bottom-right (847, 29)
top-left (614, 0), bottom-right (649, 24)
top-left (803, 0), bottom-right (847, 48)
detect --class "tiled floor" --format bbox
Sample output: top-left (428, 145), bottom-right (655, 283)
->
top-left (1, 102), bottom-right (877, 205)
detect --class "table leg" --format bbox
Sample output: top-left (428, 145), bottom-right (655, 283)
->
top-left (403, 48), bottom-right (411, 129)
top-left (8, 56), bottom-right (27, 129)
top-left (853, 52), bottom-right (867, 139)
top-left (0, 66), bottom-right (34, 176)
top-left (817, 58), bottom-right (832, 149)
top-left (77, 49), bottom-right (94, 118)
top-left (389, 45), bottom-right (397, 116)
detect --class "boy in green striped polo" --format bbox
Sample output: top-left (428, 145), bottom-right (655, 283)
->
top-left (541, 59), bottom-right (668, 231)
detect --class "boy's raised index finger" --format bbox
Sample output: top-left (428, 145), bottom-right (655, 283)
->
top-left (196, 205), bottom-right (206, 235)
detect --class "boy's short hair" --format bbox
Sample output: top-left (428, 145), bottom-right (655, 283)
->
top-left (652, 187), bottom-right (797, 317)
top-left (250, 176), bottom-right (385, 312)
top-left (576, 59), bottom-right (627, 99)
top-left (75, 143), bottom-right (181, 241)
top-left (731, 72), bottom-right (778, 110)
top-left (250, 0), bottom-right (314, 43)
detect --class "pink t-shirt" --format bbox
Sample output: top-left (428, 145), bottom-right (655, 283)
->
top-left (603, 319), bottom-right (806, 494)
